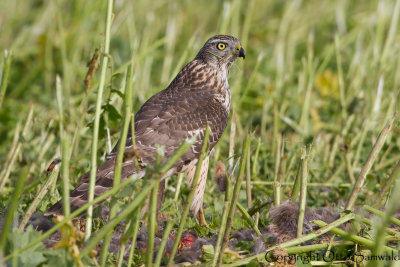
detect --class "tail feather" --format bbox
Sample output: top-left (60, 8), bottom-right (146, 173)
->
top-left (45, 157), bottom-right (142, 217)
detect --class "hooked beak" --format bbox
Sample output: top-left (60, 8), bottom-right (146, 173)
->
top-left (238, 47), bottom-right (245, 59)
top-left (235, 44), bottom-right (245, 59)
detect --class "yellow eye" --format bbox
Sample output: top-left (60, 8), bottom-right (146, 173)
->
top-left (217, 42), bottom-right (226, 50)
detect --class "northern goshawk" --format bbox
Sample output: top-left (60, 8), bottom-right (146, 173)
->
top-left (46, 35), bottom-right (245, 221)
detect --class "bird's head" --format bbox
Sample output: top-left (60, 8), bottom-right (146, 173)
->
top-left (195, 35), bottom-right (245, 71)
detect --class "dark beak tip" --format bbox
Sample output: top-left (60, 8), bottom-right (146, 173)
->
top-left (239, 47), bottom-right (245, 59)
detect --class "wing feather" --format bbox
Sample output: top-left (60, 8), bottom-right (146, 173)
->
top-left (110, 60), bottom-right (229, 171)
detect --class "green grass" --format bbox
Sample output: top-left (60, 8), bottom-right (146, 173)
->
top-left (1, 0), bottom-right (400, 266)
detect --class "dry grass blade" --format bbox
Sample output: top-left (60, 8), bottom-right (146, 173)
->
top-left (367, 160), bottom-right (400, 266)
top-left (374, 160), bottom-right (400, 208)
top-left (18, 166), bottom-right (60, 230)
top-left (345, 112), bottom-right (398, 210)
top-left (84, 48), bottom-right (101, 94)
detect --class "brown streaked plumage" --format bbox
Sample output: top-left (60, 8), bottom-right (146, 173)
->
top-left (45, 35), bottom-right (245, 219)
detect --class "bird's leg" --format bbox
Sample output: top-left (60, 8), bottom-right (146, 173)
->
top-left (185, 154), bottom-right (212, 226)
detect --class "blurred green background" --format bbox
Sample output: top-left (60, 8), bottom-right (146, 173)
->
top-left (0, 0), bottom-right (399, 216)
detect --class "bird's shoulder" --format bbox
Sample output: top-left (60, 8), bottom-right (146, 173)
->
top-left (134, 59), bottom-right (229, 130)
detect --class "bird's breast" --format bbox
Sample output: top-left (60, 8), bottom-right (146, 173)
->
top-left (213, 86), bottom-right (231, 112)
top-left (223, 86), bottom-right (231, 111)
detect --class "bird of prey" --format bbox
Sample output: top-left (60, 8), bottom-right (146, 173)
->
top-left (46, 35), bottom-right (245, 222)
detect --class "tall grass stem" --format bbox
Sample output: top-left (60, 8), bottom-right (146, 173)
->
top-left (217, 135), bottom-right (250, 266)
top-left (85, 0), bottom-right (114, 241)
